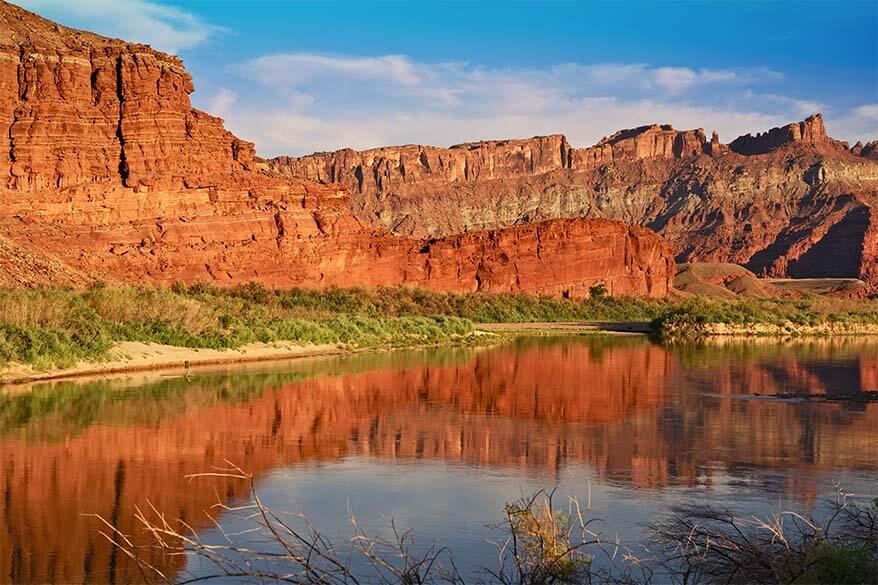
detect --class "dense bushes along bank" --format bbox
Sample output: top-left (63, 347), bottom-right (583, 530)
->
top-left (1, 283), bottom-right (878, 369)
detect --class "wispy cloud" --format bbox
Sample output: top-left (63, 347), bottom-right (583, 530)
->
top-left (203, 52), bottom-right (862, 156)
top-left (829, 103), bottom-right (878, 143)
top-left (17, 0), bottom-right (221, 54)
top-left (206, 88), bottom-right (238, 118)
top-left (761, 94), bottom-right (826, 117)
top-left (243, 53), bottom-right (423, 89)
top-left (237, 55), bottom-right (775, 106)
top-left (853, 104), bottom-right (878, 121)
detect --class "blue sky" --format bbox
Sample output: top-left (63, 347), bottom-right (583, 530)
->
top-left (18, 0), bottom-right (878, 156)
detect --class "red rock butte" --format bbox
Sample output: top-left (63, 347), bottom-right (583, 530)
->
top-left (271, 114), bottom-right (878, 289)
top-left (0, 0), bottom-right (673, 297)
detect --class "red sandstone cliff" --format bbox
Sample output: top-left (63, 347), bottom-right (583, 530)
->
top-left (270, 126), bottom-right (715, 197)
top-left (417, 218), bottom-right (672, 297)
top-left (0, 1), bottom-right (672, 297)
top-left (271, 115), bottom-right (878, 288)
top-left (0, 3), bottom-right (255, 190)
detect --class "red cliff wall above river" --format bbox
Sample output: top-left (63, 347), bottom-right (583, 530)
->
top-left (0, 0), bottom-right (672, 297)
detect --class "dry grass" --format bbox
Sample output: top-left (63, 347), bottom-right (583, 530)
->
top-left (95, 472), bottom-right (877, 585)
top-left (86, 287), bottom-right (216, 334)
top-left (487, 490), bottom-right (604, 585)
top-left (96, 462), bottom-right (465, 585)
top-left (0, 289), bottom-right (75, 327)
top-left (94, 466), bottom-right (616, 584)
top-left (630, 485), bottom-right (878, 584)
top-left (0, 285), bottom-right (476, 369)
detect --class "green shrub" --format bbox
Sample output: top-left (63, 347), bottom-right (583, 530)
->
top-left (2, 283), bottom-right (878, 368)
top-left (795, 541), bottom-right (878, 584)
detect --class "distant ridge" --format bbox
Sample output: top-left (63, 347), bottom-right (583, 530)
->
top-left (269, 113), bottom-right (878, 288)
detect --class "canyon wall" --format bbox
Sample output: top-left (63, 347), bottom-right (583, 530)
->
top-left (0, 1), bottom-right (672, 297)
top-left (0, 176), bottom-right (672, 296)
top-left (0, 4), bottom-right (254, 191)
top-left (415, 218), bottom-right (673, 297)
top-left (272, 115), bottom-right (878, 288)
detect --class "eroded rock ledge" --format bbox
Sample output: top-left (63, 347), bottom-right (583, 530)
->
top-left (270, 125), bottom-right (725, 196)
top-left (0, 1), bottom-right (254, 191)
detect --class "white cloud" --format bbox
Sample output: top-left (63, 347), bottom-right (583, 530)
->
top-left (202, 51), bottom-right (852, 156)
top-left (825, 103), bottom-right (878, 144)
top-left (761, 94), bottom-right (826, 117)
top-left (652, 67), bottom-right (701, 93)
top-left (853, 104), bottom-right (878, 121)
top-left (242, 53), bottom-right (422, 89)
top-left (239, 56), bottom-right (770, 106)
top-left (649, 67), bottom-right (741, 93)
top-left (206, 88), bottom-right (238, 118)
top-left (16, 0), bottom-right (220, 54)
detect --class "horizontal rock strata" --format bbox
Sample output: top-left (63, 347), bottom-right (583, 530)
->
top-left (0, 0), bottom-right (673, 298)
top-left (272, 115), bottom-right (878, 289)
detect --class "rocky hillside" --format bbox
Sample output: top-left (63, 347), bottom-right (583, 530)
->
top-left (271, 114), bottom-right (878, 288)
top-left (0, 0), bottom-right (673, 297)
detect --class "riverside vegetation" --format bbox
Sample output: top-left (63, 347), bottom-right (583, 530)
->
top-left (2, 283), bottom-right (878, 370)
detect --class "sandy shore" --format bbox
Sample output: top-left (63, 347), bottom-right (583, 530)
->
top-left (0, 341), bottom-right (344, 386)
top-left (4, 319), bottom-right (876, 386)
top-left (675, 322), bottom-right (878, 337)
top-left (0, 322), bottom-right (635, 386)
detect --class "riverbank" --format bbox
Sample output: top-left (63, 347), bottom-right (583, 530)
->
top-left (0, 340), bottom-right (349, 385)
top-left (673, 321), bottom-right (878, 337)
top-left (2, 283), bottom-right (878, 382)
top-left (0, 323), bottom-right (642, 385)
top-left (0, 322), bottom-right (646, 386)
top-left (0, 284), bottom-right (481, 374)
top-left (653, 297), bottom-right (878, 338)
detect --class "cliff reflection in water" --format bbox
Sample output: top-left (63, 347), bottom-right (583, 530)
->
top-left (1, 336), bottom-right (878, 584)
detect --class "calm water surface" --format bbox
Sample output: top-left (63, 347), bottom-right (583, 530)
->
top-left (2, 335), bottom-right (877, 583)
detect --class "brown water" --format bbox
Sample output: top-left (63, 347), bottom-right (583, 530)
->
top-left (1, 335), bottom-right (877, 583)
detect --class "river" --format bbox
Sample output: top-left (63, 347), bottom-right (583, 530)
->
top-left (1, 335), bottom-right (876, 583)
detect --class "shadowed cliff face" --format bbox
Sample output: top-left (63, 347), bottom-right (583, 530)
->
top-left (271, 114), bottom-right (878, 288)
top-left (0, 0), bottom-right (673, 297)
top-left (2, 337), bottom-right (878, 583)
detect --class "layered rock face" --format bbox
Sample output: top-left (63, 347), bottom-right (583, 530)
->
top-left (416, 219), bottom-right (673, 297)
top-left (272, 114), bottom-right (878, 288)
top-left (8, 204), bottom-right (671, 296)
top-left (852, 141), bottom-right (878, 160)
top-left (271, 126), bottom-right (714, 200)
top-left (0, 4), bottom-right (254, 191)
top-left (0, 1), bottom-right (672, 297)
